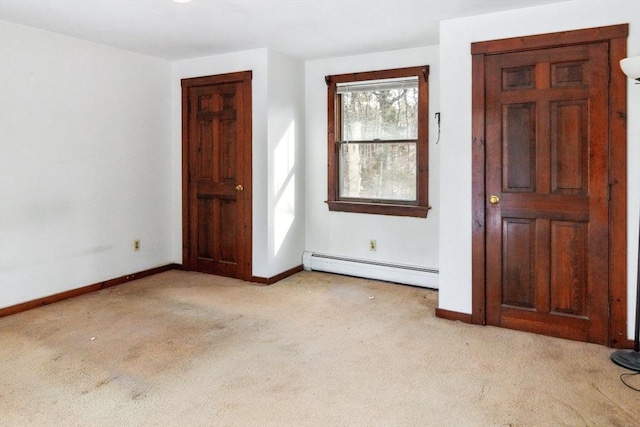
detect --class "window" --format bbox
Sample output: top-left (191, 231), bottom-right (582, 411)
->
top-left (326, 66), bottom-right (429, 217)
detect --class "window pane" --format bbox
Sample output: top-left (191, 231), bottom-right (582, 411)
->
top-left (339, 142), bottom-right (417, 201)
top-left (342, 87), bottom-right (418, 141)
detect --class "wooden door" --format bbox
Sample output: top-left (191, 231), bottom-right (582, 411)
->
top-left (484, 42), bottom-right (611, 344)
top-left (182, 71), bottom-right (252, 280)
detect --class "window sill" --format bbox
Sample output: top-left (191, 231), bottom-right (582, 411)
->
top-left (326, 200), bottom-right (429, 218)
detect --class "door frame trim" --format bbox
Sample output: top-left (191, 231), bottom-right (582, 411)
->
top-left (181, 71), bottom-right (253, 281)
top-left (470, 24), bottom-right (629, 347)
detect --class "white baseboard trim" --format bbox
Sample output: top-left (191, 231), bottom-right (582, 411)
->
top-left (302, 251), bottom-right (439, 289)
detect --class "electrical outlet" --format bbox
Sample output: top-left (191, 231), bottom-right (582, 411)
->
top-left (369, 239), bottom-right (377, 251)
top-left (133, 239), bottom-right (141, 251)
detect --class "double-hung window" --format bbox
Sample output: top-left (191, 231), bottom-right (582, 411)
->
top-left (326, 66), bottom-right (429, 217)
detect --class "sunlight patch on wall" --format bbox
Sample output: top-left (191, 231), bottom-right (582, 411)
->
top-left (274, 121), bottom-right (296, 254)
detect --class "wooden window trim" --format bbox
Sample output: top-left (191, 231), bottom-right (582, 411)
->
top-left (325, 66), bottom-right (430, 218)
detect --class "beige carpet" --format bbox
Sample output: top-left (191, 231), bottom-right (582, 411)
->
top-left (0, 270), bottom-right (638, 426)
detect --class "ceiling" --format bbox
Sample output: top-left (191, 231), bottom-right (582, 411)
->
top-left (0, 0), bottom-right (570, 61)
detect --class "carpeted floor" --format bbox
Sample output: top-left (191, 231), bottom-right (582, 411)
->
top-left (0, 270), bottom-right (638, 426)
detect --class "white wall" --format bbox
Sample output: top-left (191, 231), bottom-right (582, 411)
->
top-left (0, 21), bottom-right (173, 308)
top-left (171, 48), bottom-right (305, 279)
top-left (267, 50), bottom-right (306, 276)
top-left (438, 0), bottom-right (640, 339)
top-left (304, 47), bottom-right (440, 273)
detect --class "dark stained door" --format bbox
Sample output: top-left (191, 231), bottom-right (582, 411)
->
top-left (484, 43), bottom-right (610, 344)
top-left (182, 71), bottom-right (252, 280)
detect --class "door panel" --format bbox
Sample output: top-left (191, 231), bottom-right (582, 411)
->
top-left (550, 100), bottom-right (588, 194)
top-left (503, 103), bottom-right (535, 192)
top-left (550, 221), bottom-right (587, 316)
top-left (182, 72), bottom-right (252, 280)
top-left (485, 43), bottom-right (609, 344)
top-left (502, 218), bottom-right (535, 308)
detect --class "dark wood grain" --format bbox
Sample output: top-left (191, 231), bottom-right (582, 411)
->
top-left (471, 53), bottom-right (487, 325)
top-left (326, 201), bottom-right (429, 218)
top-left (607, 34), bottom-right (629, 348)
top-left (435, 308), bottom-right (472, 324)
top-left (182, 71), bottom-right (253, 281)
top-left (471, 25), bottom-right (628, 55)
top-left (486, 42), bottom-right (609, 344)
top-left (0, 264), bottom-right (181, 318)
top-left (471, 24), bottom-right (629, 347)
top-left (251, 265), bottom-right (304, 285)
top-left (502, 219), bottom-right (535, 309)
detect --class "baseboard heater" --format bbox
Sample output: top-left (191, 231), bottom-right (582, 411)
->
top-left (302, 251), bottom-right (439, 289)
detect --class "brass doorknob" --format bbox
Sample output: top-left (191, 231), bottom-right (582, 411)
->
top-left (489, 195), bottom-right (500, 204)
top-left (235, 184), bottom-right (244, 192)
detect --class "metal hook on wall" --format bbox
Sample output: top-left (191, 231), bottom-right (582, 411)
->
top-left (434, 112), bottom-right (441, 144)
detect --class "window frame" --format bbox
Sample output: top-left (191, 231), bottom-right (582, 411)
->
top-left (325, 66), bottom-right (429, 218)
